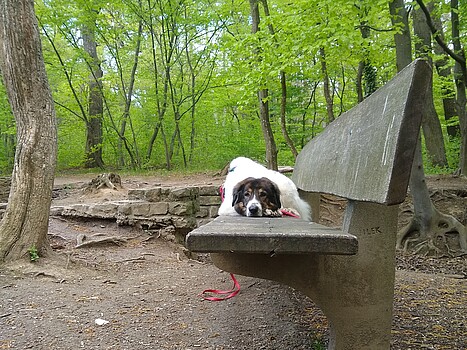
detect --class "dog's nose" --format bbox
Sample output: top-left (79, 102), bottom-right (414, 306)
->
top-left (249, 204), bottom-right (260, 215)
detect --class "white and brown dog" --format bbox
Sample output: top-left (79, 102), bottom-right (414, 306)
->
top-left (218, 157), bottom-right (311, 220)
top-left (232, 177), bottom-right (282, 217)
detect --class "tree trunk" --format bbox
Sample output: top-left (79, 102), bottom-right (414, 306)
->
top-left (260, 0), bottom-right (297, 159)
top-left (0, 0), bottom-right (57, 262)
top-left (357, 11), bottom-right (377, 101)
top-left (413, 5), bottom-right (448, 168)
top-left (319, 47), bottom-right (335, 124)
top-left (450, 0), bottom-right (467, 175)
top-left (280, 71), bottom-right (298, 159)
top-left (391, 0), bottom-right (466, 256)
top-left (389, 0), bottom-right (412, 71)
top-left (118, 19), bottom-right (143, 169)
top-left (82, 15), bottom-right (104, 169)
top-left (432, 10), bottom-right (460, 137)
top-left (397, 138), bottom-right (467, 256)
top-left (258, 89), bottom-right (278, 169)
top-left (249, 0), bottom-right (277, 170)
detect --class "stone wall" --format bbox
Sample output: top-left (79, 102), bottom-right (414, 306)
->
top-left (0, 177), bottom-right (11, 202)
top-left (52, 185), bottom-right (221, 243)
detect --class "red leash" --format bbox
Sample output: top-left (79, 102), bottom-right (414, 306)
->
top-left (200, 273), bottom-right (240, 301)
top-left (280, 208), bottom-right (300, 218)
top-left (200, 186), bottom-right (300, 302)
top-left (200, 186), bottom-right (240, 301)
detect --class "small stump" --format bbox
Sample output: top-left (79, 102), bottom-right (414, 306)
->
top-left (85, 173), bottom-right (122, 192)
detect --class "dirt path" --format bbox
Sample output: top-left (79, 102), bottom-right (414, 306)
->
top-left (1, 174), bottom-right (466, 349)
top-left (1, 220), bottom-right (317, 350)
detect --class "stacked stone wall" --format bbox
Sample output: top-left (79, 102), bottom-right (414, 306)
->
top-left (52, 185), bottom-right (221, 243)
top-left (0, 177), bottom-right (11, 202)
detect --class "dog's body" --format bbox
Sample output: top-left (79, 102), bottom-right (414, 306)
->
top-left (218, 157), bottom-right (312, 220)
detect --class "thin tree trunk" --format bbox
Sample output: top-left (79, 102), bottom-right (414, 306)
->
top-left (319, 47), bottom-right (334, 124)
top-left (450, 0), bottom-right (467, 175)
top-left (413, 4), bottom-right (448, 168)
top-left (389, 0), bottom-right (412, 71)
top-left (249, 0), bottom-right (277, 170)
top-left (0, 0), bottom-right (57, 261)
top-left (146, 3), bottom-right (170, 169)
top-left (357, 7), bottom-right (377, 102)
top-left (118, 18), bottom-right (143, 169)
top-left (415, 0), bottom-right (467, 174)
top-left (432, 10), bottom-right (459, 137)
top-left (280, 71), bottom-right (298, 159)
top-left (261, 0), bottom-right (298, 159)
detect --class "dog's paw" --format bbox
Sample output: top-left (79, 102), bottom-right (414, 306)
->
top-left (263, 209), bottom-right (282, 217)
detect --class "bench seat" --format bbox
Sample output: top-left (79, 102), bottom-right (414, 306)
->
top-left (187, 216), bottom-right (358, 255)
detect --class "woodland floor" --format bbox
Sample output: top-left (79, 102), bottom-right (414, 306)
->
top-left (0, 173), bottom-right (466, 350)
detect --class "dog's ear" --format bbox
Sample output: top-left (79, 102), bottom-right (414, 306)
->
top-left (232, 181), bottom-right (245, 206)
top-left (266, 178), bottom-right (281, 209)
top-left (232, 177), bottom-right (254, 206)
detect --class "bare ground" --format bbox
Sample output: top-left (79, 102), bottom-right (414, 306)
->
top-left (0, 173), bottom-right (466, 350)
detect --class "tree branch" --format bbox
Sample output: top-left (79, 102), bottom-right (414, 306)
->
top-left (415, 0), bottom-right (464, 64)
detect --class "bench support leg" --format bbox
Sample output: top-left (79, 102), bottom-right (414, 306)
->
top-left (211, 202), bottom-right (398, 350)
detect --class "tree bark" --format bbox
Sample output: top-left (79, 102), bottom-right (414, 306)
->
top-left (249, 0), bottom-right (277, 170)
top-left (432, 9), bottom-right (460, 137)
top-left (389, 0), bottom-right (412, 71)
top-left (450, 0), bottom-right (467, 175)
top-left (391, 0), bottom-right (466, 256)
top-left (319, 47), bottom-right (335, 124)
top-left (82, 13), bottom-right (105, 169)
top-left (0, 0), bottom-right (57, 261)
top-left (260, 0), bottom-right (298, 159)
top-left (415, 0), bottom-right (467, 174)
top-left (413, 5), bottom-right (448, 168)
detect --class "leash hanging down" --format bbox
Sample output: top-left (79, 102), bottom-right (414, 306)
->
top-left (200, 273), bottom-right (240, 301)
top-left (199, 184), bottom-right (299, 302)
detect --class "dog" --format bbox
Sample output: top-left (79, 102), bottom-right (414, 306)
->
top-left (218, 157), bottom-right (311, 220)
top-left (232, 177), bottom-right (282, 217)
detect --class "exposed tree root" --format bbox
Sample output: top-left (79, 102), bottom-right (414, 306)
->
top-left (397, 208), bottom-right (467, 257)
top-left (75, 233), bottom-right (128, 248)
top-left (84, 173), bottom-right (122, 192)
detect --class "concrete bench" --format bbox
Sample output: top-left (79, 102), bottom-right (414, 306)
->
top-left (186, 59), bottom-right (430, 350)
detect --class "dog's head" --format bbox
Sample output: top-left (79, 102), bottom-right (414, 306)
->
top-left (232, 177), bottom-right (281, 217)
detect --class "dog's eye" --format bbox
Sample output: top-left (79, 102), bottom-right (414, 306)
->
top-left (244, 191), bottom-right (250, 197)
top-left (259, 191), bottom-right (267, 197)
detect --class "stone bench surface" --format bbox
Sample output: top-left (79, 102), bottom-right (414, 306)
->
top-left (186, 216), bottom-right (358, 255)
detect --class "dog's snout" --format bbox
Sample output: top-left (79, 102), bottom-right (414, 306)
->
top-left (249, 204), bottom-right (260, 215)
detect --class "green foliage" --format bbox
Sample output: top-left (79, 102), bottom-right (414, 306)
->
top-left (424, 135), bottom-right (460, 175)
top-left (27, 245), bottom-right (40, 262)
top-left (0, 0), bottom-right (462, 173)
top-left (0, 75), bottom-right (15, 174)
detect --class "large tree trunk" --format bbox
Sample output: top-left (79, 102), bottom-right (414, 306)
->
top-left (0, 0), bottom-right (57, 262)
top-left (389, 0), bottom-right (412, 71)
top-left (82, 15), bottom-right (104, 169)
top-left (397, 139), bottom-right (467, 256)
top-left (413, 4), bottom-right (448, 168)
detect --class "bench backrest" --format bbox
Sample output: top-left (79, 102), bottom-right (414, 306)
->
top-left (292, 59), bottom-right (431, 205)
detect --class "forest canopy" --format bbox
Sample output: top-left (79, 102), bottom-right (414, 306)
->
top-left (0, 0), bottom-right (465, 173)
